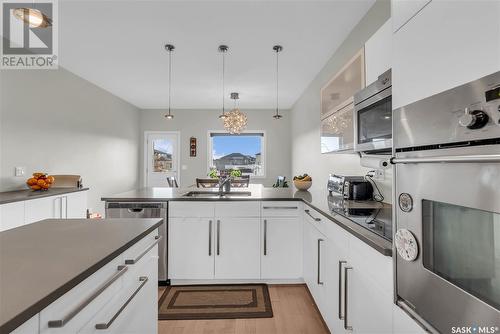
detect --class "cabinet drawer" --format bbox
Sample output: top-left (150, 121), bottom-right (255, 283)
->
top-left (215, 202), bottom-right (260, 217)
top-left (77, 247), bottom-right (158, 334)
top-left (40, 256), bottom-right (125, 334)
top-left (169, 202), bottom-right (214, 217)
top-left (261, 201), bottom-right (301, 217)
top-left (121, 230), bottom-right (159, 268)
top-left (303, 206), bottom-right (328, 236)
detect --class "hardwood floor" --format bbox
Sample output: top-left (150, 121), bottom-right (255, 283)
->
top-left (157, 285), bottom-right (329, 334)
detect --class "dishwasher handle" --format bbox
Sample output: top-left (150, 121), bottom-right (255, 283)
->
top-left (127, 208), bottom-right (144, 213)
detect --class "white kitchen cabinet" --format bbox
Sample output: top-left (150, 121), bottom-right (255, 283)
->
top-left (392, 304), bottom-right (426, 334)
top-left (261, 217), bottom-right (302, 279)
top-left (392, 0), bottom-right (431, 32)
top-left (77, 246), bottom-right (158, 334)
top-left (169, 217), bottom-right (214, 279)
top-left (169, 201), bottom-right (214, 218)
top-left (393, 0), bottom-right (500, 109)
top-left (365, 18), bottom-right (392, 85)
top-left (0, 201), bottom-right (26, 232)
top-left (25, 196), bottom-right (62, 224)
top-left (66, 192), bottom-right (88, 218)
top-left (214, 217), bottom-right (260, 279)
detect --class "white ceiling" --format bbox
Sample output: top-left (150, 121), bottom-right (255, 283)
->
top-left (59, 0), bottom-right (375, 109)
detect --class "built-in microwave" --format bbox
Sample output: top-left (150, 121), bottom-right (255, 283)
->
top-left (353, 69), bottom-right (392, 153)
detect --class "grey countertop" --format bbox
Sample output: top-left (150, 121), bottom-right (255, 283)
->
top-left (0, 187), bottom-right (89, 205)
top-left (102, 185), bottom-right (393, 257)
top-left (0, 218), bottom-right (163, 334)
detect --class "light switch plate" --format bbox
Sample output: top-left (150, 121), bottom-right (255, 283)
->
top-left (15, 166), bottom-right (25, 177)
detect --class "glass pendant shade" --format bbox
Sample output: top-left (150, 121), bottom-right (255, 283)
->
top-left (223, 108), bottom-right (248, 134)
top-left (13, 8), bottom-right (51, 28)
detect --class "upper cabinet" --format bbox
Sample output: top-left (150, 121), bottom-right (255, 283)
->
top-left (392, 0), bottom-right (500, 109)
top-left (392, 0), bottom-right (431, 33)
top-left (365, 19), bottom-right (392, 86)
top-left (320, 49), bottom-right (365, 153)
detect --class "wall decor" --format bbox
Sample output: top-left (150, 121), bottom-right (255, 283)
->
top-left (190, 137), bottom-right (197, 157)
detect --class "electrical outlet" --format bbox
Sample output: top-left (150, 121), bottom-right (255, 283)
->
top-left (15, 166), bottom-right (25, 177)
top-left (373, 169), bottom-right (385, 180)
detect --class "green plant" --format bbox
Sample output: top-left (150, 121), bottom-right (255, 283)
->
top-left (208, 168), bottom-right (218, 179)
top-left (230, 169), bottom-right (242, 177)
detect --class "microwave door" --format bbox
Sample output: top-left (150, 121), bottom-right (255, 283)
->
top-left (395, 146), bottom-right (500, 333)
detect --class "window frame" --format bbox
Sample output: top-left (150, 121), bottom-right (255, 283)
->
top-left (207, 130), bottom-right (266, 179)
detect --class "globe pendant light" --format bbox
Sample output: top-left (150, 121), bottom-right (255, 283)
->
top-left (224, 92), bottom-right (248, 134)
top-left (218, 45), bottom-right (228, 119)
top-left (273, 45), bottom-right (283, 119)
top-left (164, 44), bottom-right (175, 120)
top-left (13, 7), bottom-right (52, 28)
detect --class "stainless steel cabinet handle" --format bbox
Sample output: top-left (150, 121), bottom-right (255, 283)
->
top-left (125, 235), bottom-right (161, 264)
top-left (305, 209), bottom-right (321, 222)
top-left (262, 206), bottom-right (298, 210)
top-left (263, 219), bottom-right (268, 256)
top-left (95, 276), bottom-right (149, 330)
top-left (48, 265), bottom-right (128, 328)
top-left (208, 220), bottom-right (212, 256)
top-left (317, 239), bottom-right (324, 285)
top-left (338, 260), bottom-right (347, 320)
top-left (344, 266), bottom-right (353, 330)
top-left (391, 154), bottom-right (500, 164)
top-left (216, 220), bottom-right (220, 256)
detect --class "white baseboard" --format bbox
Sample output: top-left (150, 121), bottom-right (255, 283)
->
top-left (169, 278), bottom-right (305, 285)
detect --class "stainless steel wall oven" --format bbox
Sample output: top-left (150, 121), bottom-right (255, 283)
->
top-left (392, 71), bottom-right (500, 333)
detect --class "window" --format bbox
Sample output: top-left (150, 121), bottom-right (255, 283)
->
top-left (208, 132), bottom-right (265, 177)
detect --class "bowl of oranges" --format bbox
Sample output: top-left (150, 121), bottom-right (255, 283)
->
top-left (26, 173), bottom-right (55, 191)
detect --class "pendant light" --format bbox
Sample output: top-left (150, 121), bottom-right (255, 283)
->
top-left (218, 45), bottom-right (229, 119)
top-left (164, 44), bottom-right (175, 120)
top-left (223, 92), bottom-right (248, 134)
top-left (272, 45), bottom-right (283, 119)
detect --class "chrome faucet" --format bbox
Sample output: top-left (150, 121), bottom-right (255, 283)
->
top-left (218, 176), bottom-right (231, 195)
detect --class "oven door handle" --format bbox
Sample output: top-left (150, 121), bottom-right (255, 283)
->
top-left (391, 154), bottom-right (500, 164)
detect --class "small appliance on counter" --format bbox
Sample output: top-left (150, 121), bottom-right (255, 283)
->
top-left (327, 174), bottom-right (373, 200)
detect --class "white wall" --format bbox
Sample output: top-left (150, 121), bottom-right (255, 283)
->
top-left (291, 0), bottom-right (392, 202)
top-left (0, 68), bottom-right (141, 213)
top-left (140, 109), bottom-right (291, 187)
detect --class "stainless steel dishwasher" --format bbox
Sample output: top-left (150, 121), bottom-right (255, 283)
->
top-left (105, 202), bottom-right (168, 285)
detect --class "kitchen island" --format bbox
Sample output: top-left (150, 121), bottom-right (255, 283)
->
top-left (0, 218), bottom-right (163, 334)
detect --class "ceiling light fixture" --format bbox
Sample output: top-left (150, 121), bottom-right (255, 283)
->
top-left (13, 8), bottom-right (52, 28)
top-left (164, 44), bottom-right (175, 120)
top-left (218, 45), bottom-right (228, 119)
top-left (273, 45), bottom-right (283, 119)
top-left (224, 92), bottom-right (248, 134)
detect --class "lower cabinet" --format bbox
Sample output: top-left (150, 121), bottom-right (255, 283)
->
top-left (169, 217), bottom-right (214, 279)
top-left (215, 217), bottom-right (260, 279)
top-left (0, 201), bottom-right (25, 232)
top-left (261, 216), bottom-right (302, 279)
top-left (303, 207), bottom-right (394, 334)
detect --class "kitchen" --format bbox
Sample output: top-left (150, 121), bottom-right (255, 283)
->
top-left (1, 1), bottom-right (499, 334)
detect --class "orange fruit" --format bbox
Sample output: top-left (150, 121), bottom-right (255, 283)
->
top-left (31, 185), bottom-right (41, 190)
top-left (33, 172), bottom-right (44, 178)
top-left (27, 178), bottom-right (37, 186)
top-left (46, 176), bottom-right (55, 183)
top-left (37, 179), bottom-right (46, 187)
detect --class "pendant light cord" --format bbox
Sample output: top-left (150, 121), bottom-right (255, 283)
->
top-left (168, 48), bottom-right (172, 115)
top-left (222, 50), bottom-right (225, 115)
top-left (275, 49), bottom-right (279, 116)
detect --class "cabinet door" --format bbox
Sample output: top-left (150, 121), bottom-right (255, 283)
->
top-left (365, 18), bottom-right (392, 85)
top-left (214, 217), bottom-right (260, 279)
top-left (169, 217), bottom-right (214, 279)
top-left (302, 221), bottom-right (328, 312)
top-left (66, 192), bottom-right (88, 219)
top-left (261, 217), bottom-right (301, 279)
top-left (11, 314), bottom-right (39, 334)
top-left (392, 0), bottom-right (431, 32)
top-left (393, 0), bottom-right (500, 109)
top-left (0, 201), bottom-right (26, 231)
top-left (393, 304), bottom-right (426, 334)
top-left (25, 196), bottom-right (61, 224)
top-left (347, 269), bottom-right (393, 334)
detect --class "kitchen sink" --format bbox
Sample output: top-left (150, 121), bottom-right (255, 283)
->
top-left (182, 191), bottom-right (252, 198)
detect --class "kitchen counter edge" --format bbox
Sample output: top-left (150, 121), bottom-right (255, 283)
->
top-left (0, 187), bottom-right (90, 205)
